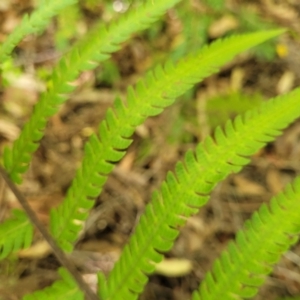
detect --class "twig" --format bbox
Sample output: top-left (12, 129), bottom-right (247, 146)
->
top-left (0, 166), bottom-right (99, 300)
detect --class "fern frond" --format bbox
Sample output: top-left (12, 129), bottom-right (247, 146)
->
top-left (3, 0), bottom-right (181, 184)
top-left (22, 267), bottom-right (83, 300)
top-left (192, 176), bottom-right (300, 300)
top-left (0, 210), bottom-right (33, 260)
top-left (0, 0), bottom-right (78, 63)
top-left (100, 87), bottom-right (300, 299)
top-left (50, 30), bottom-right (284, 253)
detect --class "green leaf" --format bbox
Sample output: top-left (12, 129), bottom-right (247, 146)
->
top-left (0, 210), bottom-right (33, 260)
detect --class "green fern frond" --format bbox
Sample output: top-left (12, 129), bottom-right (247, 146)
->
top-left (192, 175), bottom-right (300, 300)
top-left (0, 0), bottom-right (78, 63)
top-left (0, 210), bottom-right (33, 260)
top-left (22, 268), bottom-right (83, 300)
top-left (3, 0), bottom-right (181, 184)
top-left (50, 30), bottom-right (284, 253)
top-left (100, 87), bottom-right (300, 299)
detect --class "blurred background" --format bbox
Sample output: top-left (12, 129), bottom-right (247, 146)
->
top-left (0, 0), bottom-right (300, 299)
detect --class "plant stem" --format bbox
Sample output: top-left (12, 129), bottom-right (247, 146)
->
top-left (0, 166), bottom-right (100, 300)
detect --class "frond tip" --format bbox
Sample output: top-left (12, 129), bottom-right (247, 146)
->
top-left (0, 209), bottom-right (33, 260)
top-left (193, 176), bottom-right (300, 300)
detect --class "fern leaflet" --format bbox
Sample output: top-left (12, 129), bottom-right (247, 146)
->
top-left (0, 210), bottom-right (33, 260)
top-left (192, 176), bottom-right (300, 300)
top-left (22, 267), bottom-right (83, 300)
top-left (100, 88), bottom-right (300, 299)
top-left (49, 30), bottom-right (284, 252)
top-left (0, 0), bottom-right (78, 63)
top-left (3, 0), bottom-right (181, 184)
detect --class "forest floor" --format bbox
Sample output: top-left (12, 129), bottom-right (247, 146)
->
top-left (1, 0), bottom-right (300, 299)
